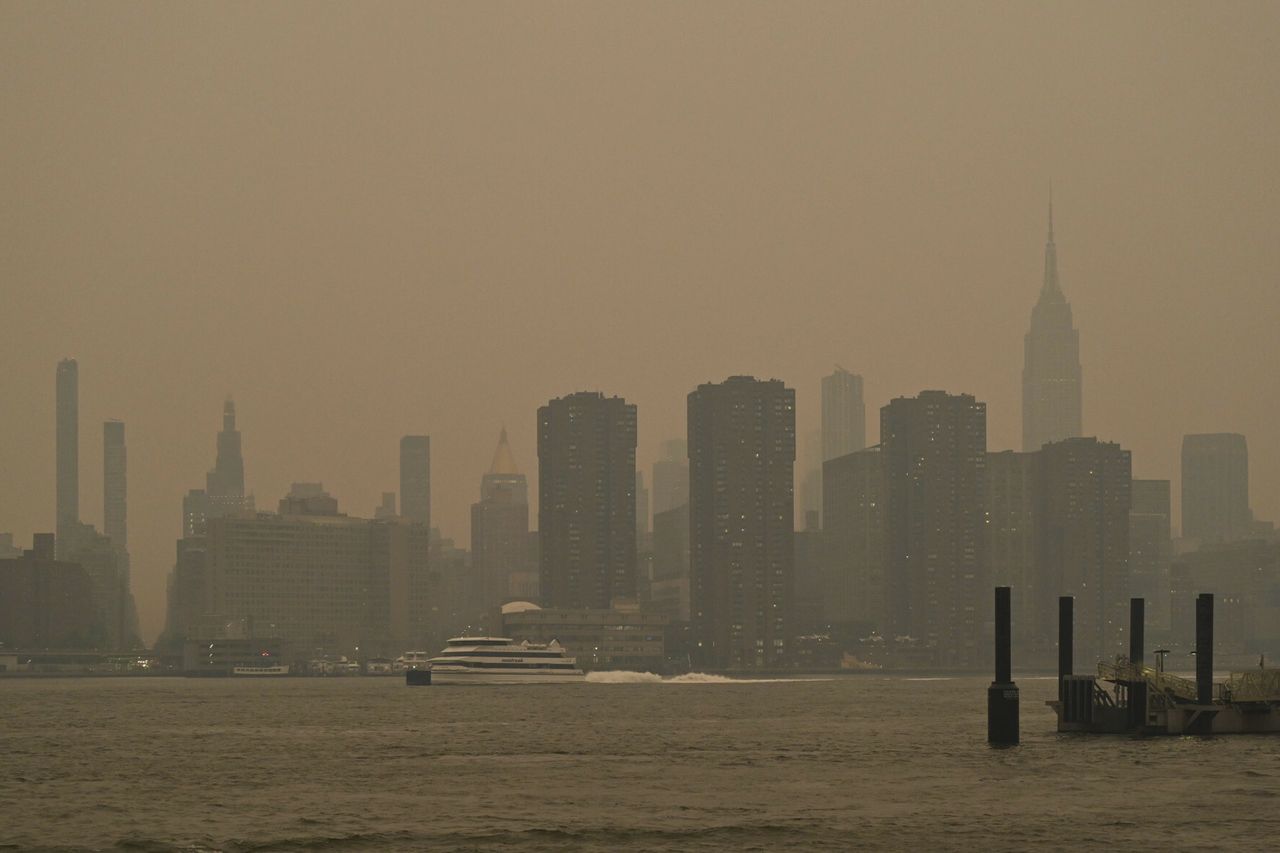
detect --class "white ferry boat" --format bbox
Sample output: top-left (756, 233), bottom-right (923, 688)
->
top-left (426, 637), bottom-right (585, 684)
top-left (231, 663), bottom-right (290, 676)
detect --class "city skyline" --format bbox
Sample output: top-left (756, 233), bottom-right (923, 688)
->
top-left (4, 4), bottom-right (1279, 643)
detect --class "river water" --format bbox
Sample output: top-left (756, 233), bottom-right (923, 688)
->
top-left (2, 674), bottom-right (1276, 851)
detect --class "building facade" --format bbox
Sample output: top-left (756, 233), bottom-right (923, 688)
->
top-left (652, 439), bottom-right (689, 516)
top-left (1022, 203), bottom-right (1082, 452)
top-left (1181, 433), bottom-right (1252, 543)
top-left (471, 428), bottom-right (530, 610)
top-left (688, 376), bottom-right (795, 670)
top-left (984, 450), bottom-right (1036, 646)
top-left (500, 602), bottom-right (668, 672)
top-left (882, 391), bottom-right (987, 667)
top-left (205, 507), bottom-right (431, 657)
top-left (55, 359), bottom-right (78, 556)
top-left (400, 435), bottom-right (431, 529)
top-left (1033, 438), bottom-right (1131, 663)
top-left (103, 420), bottom-right (127, 551)
top-left (822, 367), bottom-right (866, 463)
top-left (822, 446), bottom-right (885, 633)
top-left (1130, 479), bottom-right (1173, 632)
top-left (537, 392), bottom-right (637, 609)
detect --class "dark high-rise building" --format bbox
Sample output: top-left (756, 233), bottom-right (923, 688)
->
top-left (1181, 433), bottom-right (1251, 543)
top-left (182, 400), bottom-right (255, 538)
top-left (538, 392), bottom-right (637, 609)
top-left (400, 435), bottom-right (431, 528)
top-left (471, 428), bottom-right (530, 609)
top-left (984, 450), bottom-right (1036, 645)
top-left (207, 400), bottom-right (246, 503)
top-left (793, 510), bottom-right (825, 634)
top-left (1033, 438), bottom-right (1131, 662)
top-left (822, 367), bottom-right (865, 462)
top-left (797, 429), bottom-right (823, 527)
top-left (55, 359), bottom-right (79, 555)
top-left (822, 446), bottom-right (885, 632)
top-left (882, 391), bottom-right (987, 667)
top-left (0, 546), bottom-right (96, 649)
top-left (649, 502), bottom-right (690, 621)
top-left (1022, 201), bottom-right (1082, 452)
top-left (1130, 479), bottom-right (1173, 632)
top-left (652, 439), bottom-right (689, 516)
top-left (688, 376), bottom-right (795, 670)
top-left (103, 420), bottom-right (127, 551)
top-left (635, 470), bottom-right (651, 547)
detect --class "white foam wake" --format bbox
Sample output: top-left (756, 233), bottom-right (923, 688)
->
top-left (586, 671), bottom-right (828, 684)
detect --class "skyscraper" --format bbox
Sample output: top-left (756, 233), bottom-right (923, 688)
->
top-left (1022, 200), bottom-right (1083, 452)
top-left (882, 391), bottom-right (987, 667)
top-left (1033, 438), bottom-right (1131, 662)
top-left (471, 428), bottom-right (530, 609)
top-left (1130, 479), bottom-right (1173, 632)
top-left (400, 435), bottom-right (431, 528)
top-left (635, 470), bottom-right (650, 545)
top-left (103, 420), bottom-right (127, 551)
top-left (984, 450), bottom-right (1036, 645)
top-left (688, 376), bottom-right (795, 670)
top-left (207, 400), bottom-right (245, 501)
top-left (1181, 433), bottom-right (1251, 543)
top-left (823, 446), bottom-right (885, 631)
top-left (538, 392), bottom-right (637, 609)
top-left (822, 367), bottom-right (865, 462)
top-left (55, 359), bottom-right (78, 555)
top-left (651, 439), bottom-right (689, 516)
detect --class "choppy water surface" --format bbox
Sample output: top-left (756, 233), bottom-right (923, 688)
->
top-left (2, 675), bottom-right (1277, 851)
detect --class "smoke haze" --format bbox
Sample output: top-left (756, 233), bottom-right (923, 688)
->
top-left (2, 1), bottom-right (1278, 642)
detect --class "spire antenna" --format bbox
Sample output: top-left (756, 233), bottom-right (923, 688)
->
top-left (1048, 180), bottom-right (1055, 241)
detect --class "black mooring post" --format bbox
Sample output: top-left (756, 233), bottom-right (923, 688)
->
top-left (1196, 593), bottom-right (1214, 705)
top-left (988, 586), bottom-right (1019, 745)
top-left (1058, 596), bottom-right (1073, 703)
top-left (1129, 598), bottom-right (1145, 667)
top-left (1128, 598), bottom-right (1147, 729)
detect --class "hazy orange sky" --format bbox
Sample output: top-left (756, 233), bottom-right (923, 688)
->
top-left (3, 2), bottom-right (1278, 642)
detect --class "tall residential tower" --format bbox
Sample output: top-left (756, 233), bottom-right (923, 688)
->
top-left (55, 359), bottom-right (79, 554)
top-left (538, 392), bottom-right (637, 609)
top-left (688, 376), bottom-right (796, 670)
top-left (400, 435), bottom-right (431, 528)
top-left (103, 420), bottom-right (127, 551)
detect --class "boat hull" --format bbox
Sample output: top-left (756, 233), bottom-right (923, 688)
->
top-left (428, 668), bottom-right (585, 685)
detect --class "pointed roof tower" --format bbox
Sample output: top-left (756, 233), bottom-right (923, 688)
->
top-left (488, 426), bottom-right (520, 475)
top-left (1041, 189), bottom-right (1063, 299)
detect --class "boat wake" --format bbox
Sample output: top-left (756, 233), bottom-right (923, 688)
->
top-left (586, 671), bottom-right (829, 684)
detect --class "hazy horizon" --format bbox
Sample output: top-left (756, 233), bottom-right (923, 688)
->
top-left (4, 1), bottom-right (1279, 643)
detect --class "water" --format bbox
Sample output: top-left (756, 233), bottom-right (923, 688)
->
top-left (2, 675), bottom-right (1277, 851)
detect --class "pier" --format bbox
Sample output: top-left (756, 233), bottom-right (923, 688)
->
top-left (1047, 592), bottom-right (1280, 735)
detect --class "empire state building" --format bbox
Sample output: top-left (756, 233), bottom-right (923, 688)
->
top-left (1022, 201), bottom-right (1082, 452)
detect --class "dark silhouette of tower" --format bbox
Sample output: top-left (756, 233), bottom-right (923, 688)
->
top-left (400, 435), bottom-right (431, 528)
top-left (55, 359), bottom-right (79, 555)
top-left (1181, 433), bottom-right (1252, 542)
top-left (822, 366), bottom-right (865, 462)
top-left (103, 420), bottom-right (126, 551)
top-left (538, 392), bottom-right (637, 609)
top-left (1022, 198), bottom-right (1082, 451)
top-left (472, 428), bottom-right (530, 609)
top-left (207, 400), bottom-right (247, 514)
top-left (688, 376), bottom-right (795, 670)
